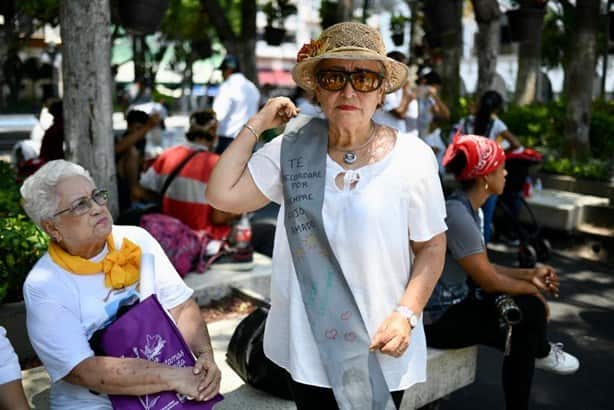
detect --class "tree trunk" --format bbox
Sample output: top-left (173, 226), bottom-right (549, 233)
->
top-left (200, 0), bottom-right (258, 86)
top-left (60, 0), bottom-right (118, 216)
top-left (239, 0), bottom-right (258, 85)
top-left (1, 0), bottom-right (21, 109)
top-left (513, 5), bottom-right (546, 105)
top-left (337, 0), bottom-right (353, 22)
top-left (0, 1), bottom-right (14, 110)
top-left (432, 0), bottom-right (463, 118)
top-left (472, 0), bottom-right (501, 99)
top-left (407, 0), bottom-right (420, 64)
top-left (0, 24), bottom-right (8, 110)
top-left (132, 35), bottom-right (147, 83)
top-left (562, 0), bottom-right (600, 160)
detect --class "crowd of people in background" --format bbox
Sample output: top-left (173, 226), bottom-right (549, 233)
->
top-left (5, 21), bottom-right (581, 410)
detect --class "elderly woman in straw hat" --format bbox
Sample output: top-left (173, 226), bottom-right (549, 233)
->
top-left (207, 22), bottom-right (447, 409)
top-left (20, 160), bottom-right (221, 409)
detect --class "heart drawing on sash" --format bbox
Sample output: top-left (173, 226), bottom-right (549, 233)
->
top-left (325, 328), bottom-right (338, 339)
top-left (344, 332), bottom-right (357, 342)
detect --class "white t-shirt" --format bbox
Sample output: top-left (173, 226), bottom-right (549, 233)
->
top-left (457, 115), bottom-right (510, 149)
top-left (417, 96), bottom-right (436, 139)
top-left (213, 73), bottom-right (261, 139)
top-left (423, 128), bottom-right (447, 176)
top-left (405, 99), bottom-right (419, 133)
top-left (373, 89), bottom-right (407, 132)
top-left (248, 130), bottom-right (447, 390)
top-left (0, 326), bottom-right (21, 385)
top-left (23, 225), bottom-right (193, 410)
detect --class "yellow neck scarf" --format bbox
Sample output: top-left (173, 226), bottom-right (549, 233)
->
top-left (48, 235), bottom-right (141, 289)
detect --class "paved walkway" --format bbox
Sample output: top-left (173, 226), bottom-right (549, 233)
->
top-left (437, 244), bottom-right (614, 410)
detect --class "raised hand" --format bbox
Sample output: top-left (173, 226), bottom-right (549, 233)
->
top-left (248, 97), bottom-right (299, 134)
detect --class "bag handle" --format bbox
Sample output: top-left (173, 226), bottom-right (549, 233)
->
top-left (159, 148), bottom-right (203, 199)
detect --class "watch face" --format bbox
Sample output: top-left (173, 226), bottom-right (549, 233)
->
top-left (396, 306), bottom-right (418, 328)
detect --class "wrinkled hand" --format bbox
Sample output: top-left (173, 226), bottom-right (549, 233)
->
top-left (369, 312), bottom-right (411, 358)
top-left (532, 264), bottom-right (559, 298)
top-left (192, 353), bottom-right (221, 401)
top-left (170, 367), bottom-right (213, 401)
top-left (249, 97), bottom-right (299, 133)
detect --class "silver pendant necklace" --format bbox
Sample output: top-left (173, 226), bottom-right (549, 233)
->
top-left (330, 123), bottom-right (378, 165)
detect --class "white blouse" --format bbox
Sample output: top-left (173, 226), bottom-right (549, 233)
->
top-left (248, 129), bottom-right (447, 390)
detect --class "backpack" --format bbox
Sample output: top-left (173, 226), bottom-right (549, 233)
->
top-left (140, 213), bottom-right (209, 277)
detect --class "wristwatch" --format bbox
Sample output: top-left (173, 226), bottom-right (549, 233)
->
top-left (394, 305), bottom-right (419, 329)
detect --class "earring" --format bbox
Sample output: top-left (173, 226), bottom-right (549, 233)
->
top-left (485, 183), bottom-right (489, 191)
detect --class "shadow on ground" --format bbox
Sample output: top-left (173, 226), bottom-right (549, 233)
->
top-left (438, 246), bottom-right (614, 410)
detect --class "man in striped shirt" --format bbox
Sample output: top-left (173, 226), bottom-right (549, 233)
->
top-left (137, 109), bottom-right (238, 241)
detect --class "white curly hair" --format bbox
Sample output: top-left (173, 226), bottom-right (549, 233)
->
top-left (20, 160), bottom-right (95, 228)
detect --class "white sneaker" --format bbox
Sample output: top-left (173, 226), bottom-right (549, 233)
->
top-left (535, 342), bottom-right (580, 375)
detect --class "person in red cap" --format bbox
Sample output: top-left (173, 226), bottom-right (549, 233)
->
top-left (423, 134), bottom-right (579, 410)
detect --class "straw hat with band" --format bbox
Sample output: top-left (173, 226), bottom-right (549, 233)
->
top-left (292, 22), bottom-right (409, 94)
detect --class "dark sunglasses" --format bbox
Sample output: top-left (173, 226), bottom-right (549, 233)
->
top-left (54, 189), bottom-right (109, 217)
top-left (315, 70), bottom-right (385, 93)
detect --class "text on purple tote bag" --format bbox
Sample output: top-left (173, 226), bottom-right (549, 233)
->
top-left (100, 294), bottom-right (223, 409)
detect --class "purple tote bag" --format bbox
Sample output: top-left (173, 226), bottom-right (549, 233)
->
top-left (99, 254), bottom-right (223, 410)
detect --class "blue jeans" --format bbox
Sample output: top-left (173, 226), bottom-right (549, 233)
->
top-left (481, 194), bottom-right (498, 244)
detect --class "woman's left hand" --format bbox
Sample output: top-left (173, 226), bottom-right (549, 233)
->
top-left (369, 313), bottom-right (411, 358)
top-left (532, 264), bottom-right (559, 298)
top-left (193, 353), bottom-right (221, 401)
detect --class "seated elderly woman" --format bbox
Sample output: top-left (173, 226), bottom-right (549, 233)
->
top-left (20, 160), bottom-right (221, 409)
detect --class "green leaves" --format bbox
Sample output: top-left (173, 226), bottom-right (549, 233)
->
top-left (0, 162), bottom-right (22, 218)
top-left (262, 0), bottom-right (297, 28)
top-left (389, 13), bottom-right (409, 34)
top-left (500, 100), bottom-right (613, 181)
top-left (0, 216), bottom-right (49, 303)
top-left (0, 162), bottom-right (49, 303)
top-left (542, 157), bottom-right (610, 181)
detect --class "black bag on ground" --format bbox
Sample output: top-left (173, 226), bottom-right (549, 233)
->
top-left (226, 305), bottom-right (293, 400)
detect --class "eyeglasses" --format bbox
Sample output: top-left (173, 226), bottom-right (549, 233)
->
top-left (315, 70), bottom-right (385, 93)
top-left (53, 189), bottom-right (109, 217)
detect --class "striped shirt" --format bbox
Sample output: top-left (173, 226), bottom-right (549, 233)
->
top-left (140, 143), bottom-right (231, 240)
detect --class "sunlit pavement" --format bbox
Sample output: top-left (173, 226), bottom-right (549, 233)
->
top-left (438, 243), bottom-right (614, 410)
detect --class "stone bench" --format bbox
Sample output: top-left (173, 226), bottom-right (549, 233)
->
top-left (520, 189), bottom-right (610, 231)
top-left (22, 324), bottom-right (476, 410)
